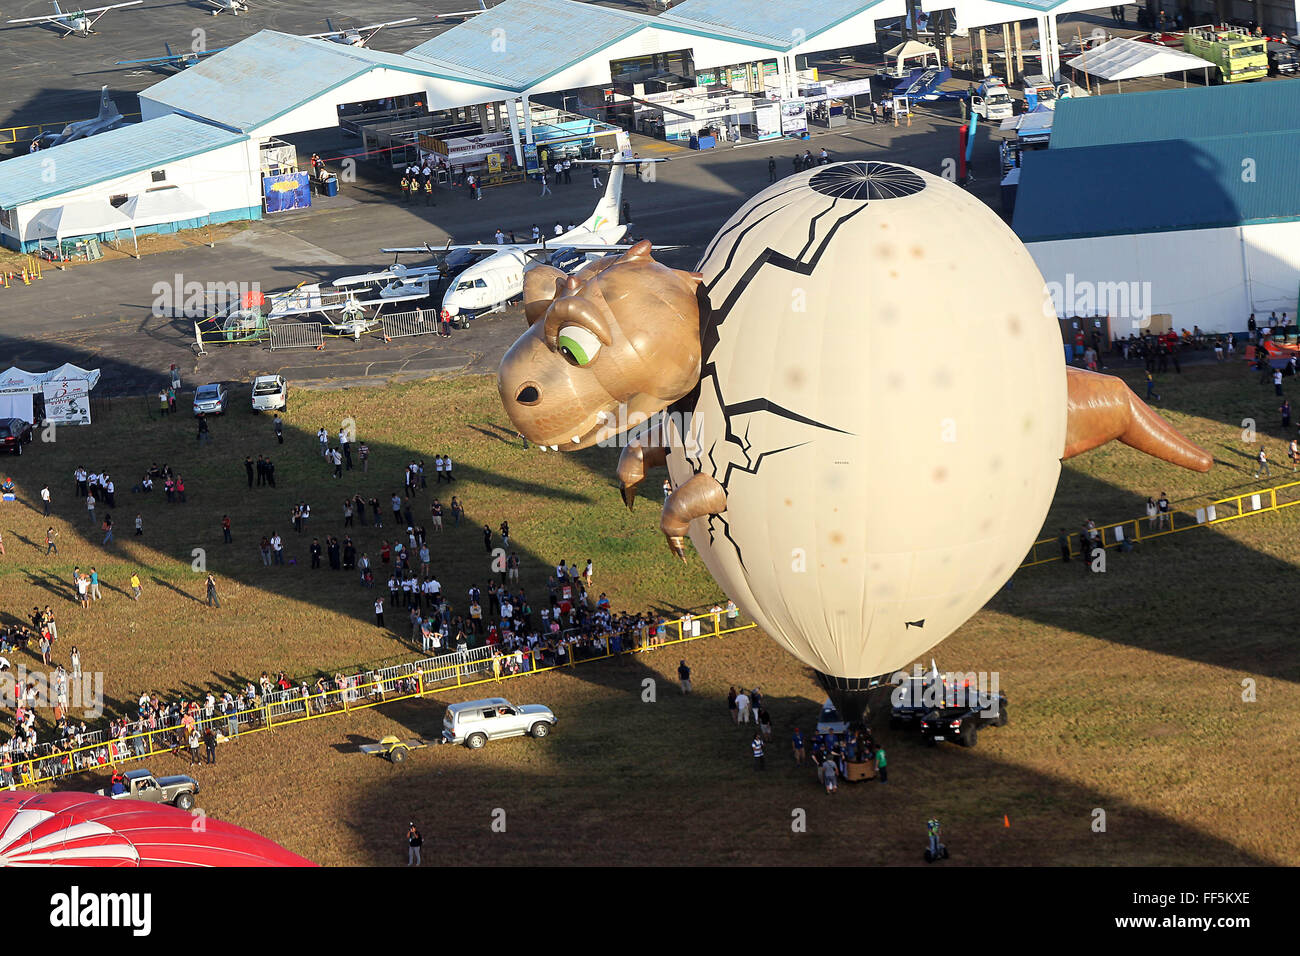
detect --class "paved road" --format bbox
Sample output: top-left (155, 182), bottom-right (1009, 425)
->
top-left (0, 109), bottom-right (1006, 396)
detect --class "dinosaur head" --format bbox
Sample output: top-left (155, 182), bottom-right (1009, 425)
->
top-left (498, 240), bottom-right (703, 450)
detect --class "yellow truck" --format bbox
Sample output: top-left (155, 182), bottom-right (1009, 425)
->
top-left (1183, 25), bottom-right (1268, 83)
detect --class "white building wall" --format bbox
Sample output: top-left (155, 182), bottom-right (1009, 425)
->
top-left (247, 70), bottom-right (511, 139)
top-left (523, 29), bottom-right (782, 95)
top-left (11, 138), bottom-right (261, 245)
top-left (1027, 222), bottom-right (1300, 333)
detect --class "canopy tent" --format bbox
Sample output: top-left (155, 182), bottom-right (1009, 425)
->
top-left (1066, 37), bottom-right (1214, 91)
top-left (24, 199), bottom-right (138, 257)
top-left (0, 367), bottom-right (47, 393)
top-left (0, 363), bottom-right (101, 425)
top-left (884, 40), bottom-right (941, 77)
top-left (120, 186), bottom-right (210, 231)
top-left (46, 362), bottom-right (102, 391)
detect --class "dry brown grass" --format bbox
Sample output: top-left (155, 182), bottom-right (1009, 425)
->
top-left (3, 362), bottom-right (1297, 865)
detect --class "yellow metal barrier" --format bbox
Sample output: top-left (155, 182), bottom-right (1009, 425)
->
top-left (1020, 478), bottom-right (1300, 568)
top-left (4, 612), bottom-right (755, 787)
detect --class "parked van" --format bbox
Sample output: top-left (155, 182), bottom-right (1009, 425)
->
top-left (442, 697), bottom-right (557, 749)
top-left (251, 374), bottom-right (287, 412)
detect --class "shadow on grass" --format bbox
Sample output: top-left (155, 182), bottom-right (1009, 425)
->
top-left (333, 660), bottom-right (1273, 866)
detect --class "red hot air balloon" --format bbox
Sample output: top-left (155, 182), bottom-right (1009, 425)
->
top-left (0, 791), bottom-right (313, 867)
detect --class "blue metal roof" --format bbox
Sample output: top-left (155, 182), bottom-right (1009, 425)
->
top-left (1012, 131), bottom-right (1300, 242)
top-left (0, 115), bottom-right (246, 210)
top-left (1049, 81), bottom-right (1300, 150)
top-left (142, 31), bottom-right (516, 133)
top-left (407, 0), bottom-right (654, 89)
top-left (663, 0), bottom-right (887, 48)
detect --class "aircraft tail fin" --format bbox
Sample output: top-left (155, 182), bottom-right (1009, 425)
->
top-left (97, 86), bottom-right (116, 121)
top-left (164, 41), bottom-right (173, 58)
top-left (54, 0), bottom-right (63, 15)
top-left (579, 162), bottom-right (624, 233)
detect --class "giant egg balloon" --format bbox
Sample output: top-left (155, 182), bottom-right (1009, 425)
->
top-left (499, 162), bottom-right (1210, 716)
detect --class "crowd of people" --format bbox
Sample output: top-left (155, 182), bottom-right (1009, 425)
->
top-left (2, 404), bottom-right (753, 786)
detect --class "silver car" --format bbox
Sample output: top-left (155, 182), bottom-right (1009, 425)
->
top-left (192, 382), bottom-right (227, 416)
top-left (442, 697), bottom-right (556, 749)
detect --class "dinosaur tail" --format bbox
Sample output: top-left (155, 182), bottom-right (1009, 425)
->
top-left (1064, 367), bottom-right (1212, 472)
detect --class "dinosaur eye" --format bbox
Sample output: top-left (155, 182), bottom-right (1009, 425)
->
top-left (557, 326), bottom-right (601, 367)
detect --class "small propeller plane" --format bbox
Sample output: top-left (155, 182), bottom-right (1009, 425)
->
top-left (305, 17), bottom-right (419, 47)
top-left (203, 0), bottom-right (249, 16)
top-left (115, 41), bottom-right (228, 71)
top-left (7, 0), bottom-right (143, 37)
top-left (435, 0), bottom-right (488, 22)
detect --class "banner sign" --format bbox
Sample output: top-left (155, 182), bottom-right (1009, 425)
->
top-left (263, 173), bottom-right (311, 214)
top-left (780, 98), bottom-right (808, 134)
top-left (43, 378), bottom-right (91, 425)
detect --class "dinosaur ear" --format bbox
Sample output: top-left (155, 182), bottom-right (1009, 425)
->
top-left (522, 265), bottom-right (567, 326)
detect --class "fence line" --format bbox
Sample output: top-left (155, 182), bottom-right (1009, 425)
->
top-left (1021, 477), bottom-right (1300, 568)
top-left (1, 612), bottom-right (754, 788)
top-left (380, 309), bottom-right (438, 340)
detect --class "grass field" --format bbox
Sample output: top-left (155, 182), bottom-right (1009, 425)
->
top-left (2, 360), bottom-right (1297, 866)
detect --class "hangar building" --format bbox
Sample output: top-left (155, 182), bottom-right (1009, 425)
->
top-left (1013, 82), bottom-right (1300, 334)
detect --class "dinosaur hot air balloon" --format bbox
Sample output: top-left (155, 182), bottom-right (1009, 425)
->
top-left (498, 162), bottom-right (1210, 718)
top-left (0, 791), bottom-right (313, 866)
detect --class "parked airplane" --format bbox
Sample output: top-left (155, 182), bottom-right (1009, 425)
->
top-left (32, 86), bottom-right (128, 148)
top-left (7, 0), bottom-right (142, 37)
top-left (203, 0), bottom-right (249, 15)
top-left (115, 41), bottom-right (227, 71)
top-left (382, 157), bottom-right (671, 319)
top-left (305, 17), bottom-right (418, 47)
top-left (435, 1), bottom-right (488, 21)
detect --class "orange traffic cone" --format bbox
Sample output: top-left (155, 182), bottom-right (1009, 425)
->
top-left (1003, 815), bottom-right (1010, 828)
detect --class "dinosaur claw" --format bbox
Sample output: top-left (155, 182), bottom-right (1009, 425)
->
top-left (620, 484), bottom-right (636, 511)
top-left (667, 536), bottom-right (687, 561)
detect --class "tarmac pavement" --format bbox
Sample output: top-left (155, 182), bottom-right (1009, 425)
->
top-left (0, 110), bottom-right (1006, 396)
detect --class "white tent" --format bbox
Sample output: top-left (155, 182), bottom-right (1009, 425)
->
top-left (24, 199), bottom-right (138, 257)
top-left (1066, 37), bottom-right (1214, 89)
top-left (46, 362), bottom-right (102, 391)
top-left (0, 367), bottom-right (46, 393)
top-left (884, 40), bottom-right (941, 77)
top-left (121, 186), bottom-right (210, 231)
top-left (0, 364), bottom-right (101, 424)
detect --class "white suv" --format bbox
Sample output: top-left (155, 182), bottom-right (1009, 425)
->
top-left (442, 698), bottom-right (557, 749)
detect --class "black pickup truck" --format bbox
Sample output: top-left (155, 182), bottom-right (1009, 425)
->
top-left (890, 674), bottom-right (1008, 748)
top-left (919, 692), bottom-right (1008, 748)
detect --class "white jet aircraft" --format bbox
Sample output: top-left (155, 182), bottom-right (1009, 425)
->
top-left (32, 85), bottom-right (128, 147)
top-left (305, 17), bottom-right (419, 47)
top-left (7, 0), bottom-right (142, 37)
top-left (382, 157), bottom-right (671, 319)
